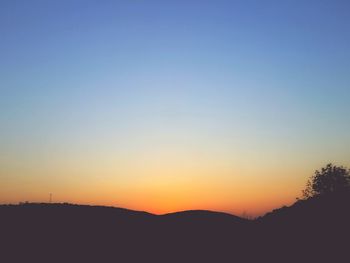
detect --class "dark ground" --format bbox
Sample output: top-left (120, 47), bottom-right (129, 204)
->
top-left (1, 192), bottom-right (349, 263)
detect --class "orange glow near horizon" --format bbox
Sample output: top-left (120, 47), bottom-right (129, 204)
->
top-left (2, 141), bottom-right (349, 217)
top-left (0, 184), bottom-right (300, 217)
top-left (0, 155), bottom-right (321, 217)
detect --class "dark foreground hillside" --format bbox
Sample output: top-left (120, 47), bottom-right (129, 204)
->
top-left (1, 192), bottom-right (349, 263)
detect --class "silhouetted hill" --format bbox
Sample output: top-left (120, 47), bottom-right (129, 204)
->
top-left (259, 191), bottom-right (350, 223)
top-left (162, 209), bottom-right (247, 226)
top-left (163, 209), bottom-right (245, 220)
top-left (0, 203), bottom-right (250, 262)
top-left (1, 193), bottom-right (349, 262)
top-left (255, 191), bottom-right (350, 262)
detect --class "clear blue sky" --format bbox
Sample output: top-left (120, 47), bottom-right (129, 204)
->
top-left (1, 0), bottom-right (349, 214)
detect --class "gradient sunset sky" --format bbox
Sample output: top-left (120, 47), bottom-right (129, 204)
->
top-left (1, 0), bottom-right (350, 216)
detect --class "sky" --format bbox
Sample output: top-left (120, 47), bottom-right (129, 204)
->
top-left (1, 0), bottom-right (350, 216)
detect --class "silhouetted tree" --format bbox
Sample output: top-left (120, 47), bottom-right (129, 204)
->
top-left (302, 163), bottom-right (350, 198)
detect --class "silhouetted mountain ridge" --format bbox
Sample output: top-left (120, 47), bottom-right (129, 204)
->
top-left (0, 202), bottom-right (245, 222)
top-left (1, 192), bottom-right (349, 262)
